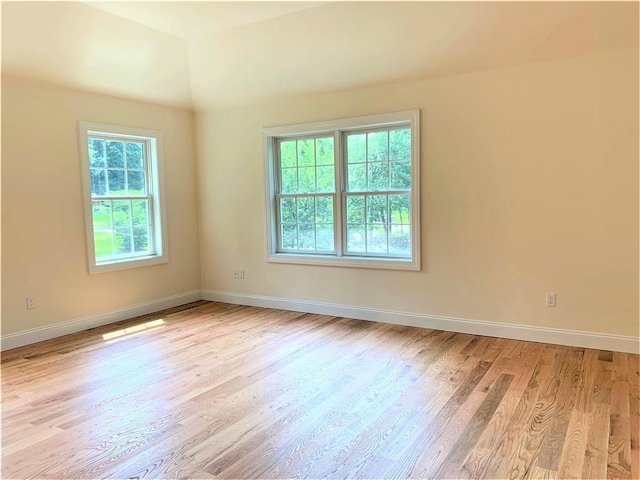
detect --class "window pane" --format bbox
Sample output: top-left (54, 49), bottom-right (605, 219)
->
top-left (316, 224), bottom-right (334, 251)
top-left (126, 142), bottom-right (144, 169)
top-left (281, 224), bottom-right (297, 249)
top-left (298, 167), bottom-right (316, 193)
top-left (298, 224), bottom-right (315, 250)
top-left (297, 197), bottom-right (314, 223)
top-left (106, 141), bottom-right (125, 168)
top-left (367, 195), bottom-right (388, 224)
top-left (346, 224), bottom-right (365, 252)
top-left (94, 231), bottom-right (114, 259)
top-left (132, 200), bottom-right (149, 226)
top-left (127, 170), bottom-right (146, 195)
top-left (315, 196), bottom-right (333, 223)
top-left (390, 224), bottom-right (411, 256)
top-left (390, 129), bottom-right (411, 161)
top-left (347, 134), bottom-right (366, 163)
top-left (280, 141), bottom-right (297, 168)
top-left (114, 228), bottom-right (132, 254)
top-left (133, 226), bottom-right (150, 253)
top-left (389, 194), bottom-right (410, 225)
top-left (89, 139), bottom-right (106, 167)
top-left (90, 169), bottom-right (107, 196)
top-left (107, 170), bottom-right (126, 195)
top-left (346, 195), bottom-right (365, 224)
top-left (92, 200), bottom-right (112, 229)
top-left (367, 162), bottom-right (389, 191)
top-left (113, 200), bottom-right (132, 227)
top-left (367, 225), bottom-right (388, 253)
top-left (316, 138), bottom-right (334, 165)
top-left (297, 139), bottom-right (315, 167)
top-left (280, 197), bottom-right (296, 223)
top-left (316, 166), bottom-right (334, 193)
top-left (281, 168), bottom-right (298, 194)
top-left (390, 161), bottom-right (411, 190)
top-left (347, 163), bottom-right (366, 191)
top-left (367, 131), bottom-right (388, 161)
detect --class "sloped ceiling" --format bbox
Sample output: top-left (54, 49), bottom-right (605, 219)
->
top-left (2, 1), bottom-right (638, 111)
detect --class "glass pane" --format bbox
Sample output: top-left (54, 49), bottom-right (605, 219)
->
top-left (281, 168), bottom-right (298, 194)
top-left (367, 131), bottom-right (388, 161)
top-left (346, 224), bottom-right (365, 253)
top-left (316, 224), bottom-right (334, 251)
top-left (346, 195), bottom-right (365, 224)
top-left (126, 142), bottom-right (144, 169)
top-left (280, 197), bottom-right (296, 223)
top-left (297, 197), bottom-right (314, 223)
top-left (347, 163), bottom-right (366, 191)
top-left (90, 169), bottom-right (107, 196)
top-left (112, 200), bottom-right (132, 227)
top-left (298, 224), bottom-right (315, 251)
top-left (132, 200), bottom-right (149, 226)
top-left (92, 200), bottom-right (112, 229)
top-left (347, 134), bottom-right (366, 163)
top-left (107, 170), bottom-right (126, 195)
top-left (127, 170), bottom-right (146, 195)
top-left (106, 141), bottom-right (125, 168)
top-left (316, 137), bottom-right (334, 165)
top-left (390, 224), bottom-right (411, 256)
top-left (114, 228), bottom-right (132, 254)
top-left (367, 225), bottom-right (388, 253)
top-left (297, 139), bottom-right (315, 167)
top-left (390, 129), bottom-right (411, 161)
top-left (390, 161), bottom-right (411, 190)
top-left (298, 167), bottom-right (316, 193)
top-left (367, 162), bottom-right (389, 191)
top-left (316, 166), bottom-right (334, 193)
top-left (367, 195), bottom-right (388, 224)
top-left (389, 194), bottom-right (410, 225)
top-left (94, 231), bottom-right (113, 260)
top-left (89, 139), bottom-right (106, 167)
top-left (281, 224), bottom-right (297, 250)
top-left (280, 140), bottom-right (297, 168)
top-left (315, 196), bottom-right (333, 223)
top-left (133, 226), bottom-right (150, 253)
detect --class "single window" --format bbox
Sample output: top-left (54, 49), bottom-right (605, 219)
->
top-left (79, 122), bottom-right (168, 273)
top-left (263, 110), bottom-right (420, 270)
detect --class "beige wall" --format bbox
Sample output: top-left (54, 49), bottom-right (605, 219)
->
top-left (2, 76), bottom-right (201, 336)
top-left (196, 49), bottom-right (638, 337)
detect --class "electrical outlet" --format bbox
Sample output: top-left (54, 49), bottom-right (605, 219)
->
top-left (238, 269), bottom-right (245, 279)
top-left (545, 293), bottom-right (556, 307)
top-left (26, 296), bottom-right (36, 310)
top-left (233, 269), bottom-right (239, 279)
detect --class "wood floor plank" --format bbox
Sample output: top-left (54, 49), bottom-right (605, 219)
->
top-left (1, 301), bottom-right (638, 479)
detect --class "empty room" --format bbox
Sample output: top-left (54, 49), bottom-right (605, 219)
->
top-left (1, 1), bottom-right (638, 479)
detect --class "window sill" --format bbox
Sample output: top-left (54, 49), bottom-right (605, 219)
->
top-left (267, 252), bottom-right (420, 271)
top-left (90, 254), bottom-right (168, 274)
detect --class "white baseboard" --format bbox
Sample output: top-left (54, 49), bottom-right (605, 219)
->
top-left (4, 289), bottom-right (638, 354)
top-left (0, 290), bottom-right (202, 352)
top-left (201, 290), bottom-right (640, 354)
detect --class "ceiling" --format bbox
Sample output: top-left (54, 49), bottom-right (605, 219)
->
top-left (2, 1), bottom-right (638, 111)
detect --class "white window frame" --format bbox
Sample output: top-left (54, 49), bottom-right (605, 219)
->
top-left (79, 121), bottom-right (169, 274)
top-left (263, 110), bottom-right (420, 271)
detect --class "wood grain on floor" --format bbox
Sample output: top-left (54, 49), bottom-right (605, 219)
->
top-left (1, 301), bottom-right (638, 479)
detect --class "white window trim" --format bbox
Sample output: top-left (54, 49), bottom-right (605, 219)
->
top-left (79, 121), bottom-right (169, 274)
top-left (263, 110), bottom-right (421, 271)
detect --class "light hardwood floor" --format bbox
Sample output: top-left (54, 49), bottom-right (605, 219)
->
top-left (1, 301), bottom-right (638, 479)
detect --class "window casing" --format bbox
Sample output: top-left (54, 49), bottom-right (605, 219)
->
top-left (79, 122), bottom-right (168, 274)
top-left (264, 110), bottom-right (420, 270)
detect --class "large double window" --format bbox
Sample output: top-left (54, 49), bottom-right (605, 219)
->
top-left (264, 110), bottom-right (420, 270)
top-left (79, 122), bottom-right (168, 274)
